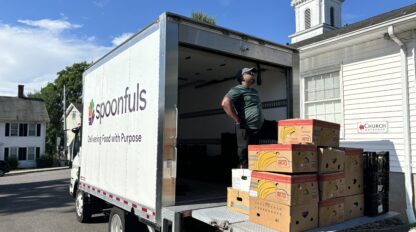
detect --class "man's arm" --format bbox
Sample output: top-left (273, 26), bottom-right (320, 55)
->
top-left (221, 96), bottom-right (240, 124)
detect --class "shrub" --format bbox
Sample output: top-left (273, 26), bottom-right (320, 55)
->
top-left (36, 155), bottom-right (54, 168)
top-left (7, 157), bottom-right (18, 170)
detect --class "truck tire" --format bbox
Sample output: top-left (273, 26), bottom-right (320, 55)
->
top-left (108, 207), bottom-right (147, 232)
top-left (0, 169), bottom-right (4, 177)
top-left (75, 190), bottom-right (92, 223)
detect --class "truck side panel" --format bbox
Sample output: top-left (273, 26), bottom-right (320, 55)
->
top-left (81, 23), bottom-right (161, 222)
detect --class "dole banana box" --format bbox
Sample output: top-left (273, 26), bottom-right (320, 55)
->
top-left (278, 119), bottom-right (340, 147)
top-left (227, 188), bottom-right (250, 215)
top-left (344, 194), bottom-right (364, 221)
top-left (319, 172), bottom-right (345, 201)
top-left (318, 147), bottom-right (345, 174)
top-left (250, 197), bottom-right (318, 232)
top-left (248, 144), bottom-right (317, 173)
top-left (250, 171), bottom-right (318, 206)
top-left (319, 197), bottom-right (345, 227)
top-left (340, 148), bottom-right (364, 196)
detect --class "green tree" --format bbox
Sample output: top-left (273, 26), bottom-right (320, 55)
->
top-left (191, 12), bottom-right (216, 25)
top-left (28, 62), bottom-right (90, 155)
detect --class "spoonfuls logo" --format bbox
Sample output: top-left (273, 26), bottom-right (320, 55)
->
top-left (88, 99), bottom-right (95, 125)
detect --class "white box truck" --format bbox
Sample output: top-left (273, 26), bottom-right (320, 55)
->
top-left (69, 12), bottom-right (299, 232)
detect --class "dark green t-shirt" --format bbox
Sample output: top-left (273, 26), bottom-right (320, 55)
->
top-left (226, 85), bottom-right (264, 130)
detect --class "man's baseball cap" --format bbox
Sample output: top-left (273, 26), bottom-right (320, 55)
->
top-left (241, 67), bottom-right (257, 76)
top-left (236, 67), bottom-right (257, 82)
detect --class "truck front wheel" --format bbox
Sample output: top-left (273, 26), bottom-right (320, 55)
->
top-left (75, 190), bottom-right (92, 223)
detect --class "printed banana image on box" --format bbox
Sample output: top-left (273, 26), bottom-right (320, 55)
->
top-left (248, 144), bottom-right (317, 173)
top-left (250, 171), bottom-right (318, 206)
top-left (278, 119), bottom-right (340, 147)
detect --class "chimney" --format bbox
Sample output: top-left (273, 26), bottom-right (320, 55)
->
top-left (18, 85), bottom-right (24, 98)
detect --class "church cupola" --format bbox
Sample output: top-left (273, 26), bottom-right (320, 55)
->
top-left (290, 0), bottom-right (345, 43)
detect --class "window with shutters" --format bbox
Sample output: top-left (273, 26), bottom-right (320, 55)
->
top-left (28, 147), bottom-right (35, 160)
top-left (29, 124), bottom-right (36, 136)
top-left (305, 9), bottom-right (311, 29)
top-left (10, 123), bottom-right (18, 136)
top-left (304, 71), bottom-right (341, 124)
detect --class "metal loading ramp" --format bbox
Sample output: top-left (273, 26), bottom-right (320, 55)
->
top-left (191, 206), bottom-right (400, 232)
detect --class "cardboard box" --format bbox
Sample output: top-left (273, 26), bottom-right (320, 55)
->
top-left (344, 194), bottom-right (364, 221)
top-left (232, 169), bottom-right (252, 192)
top-left (341, 148), bottom-right (364, 173)
top-left (319, 172), bottom-right (345, 200)
top-left (227, 188), bottom-right (250, 215)
top-left (318, 147), bottom-right (345, 174)
top-left (250, 197), bottom-right (318, 232)
top-left (319, 197), bottom-right (345, 227)
top-left (248, 144), bottom-right (317, 173)
top-left (278, 119), bottom-right (340, 147)
top-left (250, 171), bottom-right (318, 206)
top-left (341, 148), bottom-right (364, 196)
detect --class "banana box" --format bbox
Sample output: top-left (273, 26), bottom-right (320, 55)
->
top-left (340, 148), bottom-right (364, 196)
top-left (227, 188), bottom-right (250, 215)
top-left (250, 197), bottom-right (318, 232)
top-left (318, 147), bottom-right (345, 174)
top-left (248, 144), bottom-right (317, 173)
top-left (250, 171), bottom-right (318, 206)
top-left (232, 169), bottom-right (252, 192)
top-left (319, 197), bottom-right (345, 227)
top-left (344, 194), bottom-right (364, 221)
top-left (278, 119), bottom-right (340, 147)
top-left (319, 172), bottom-right (345, 201)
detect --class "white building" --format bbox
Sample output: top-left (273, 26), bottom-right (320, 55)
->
top-left (0, 85), bottom-right (49, 168)
top-left (63, 103), bottom-right (82, 161)
top-left (291, 1), bottom-right (416, 221)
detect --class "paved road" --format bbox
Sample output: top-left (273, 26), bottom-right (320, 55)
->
top-left (0, 169), bottom-right (107, 232)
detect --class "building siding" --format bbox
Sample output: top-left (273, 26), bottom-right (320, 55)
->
top-left (300, 31), bottom-right (416, 173)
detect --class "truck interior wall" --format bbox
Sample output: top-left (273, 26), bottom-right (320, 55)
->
top-left (175, 46), bottom-right (288, 204)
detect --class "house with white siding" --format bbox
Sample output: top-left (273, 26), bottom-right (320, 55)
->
top-left (290, 0), bottom-right (416, 221)
top-left (63, 102), bottom-right (82, 161)
top-left (0, 85), bottom-right (49, 168)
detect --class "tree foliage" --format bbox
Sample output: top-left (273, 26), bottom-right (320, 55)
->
top-left (191, 12), bottom-right (216, 25)
top-left (28, 62), bottom-right (90, 155)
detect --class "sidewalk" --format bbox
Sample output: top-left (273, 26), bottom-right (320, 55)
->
top-left (7, 166), bottom-right (69, 176)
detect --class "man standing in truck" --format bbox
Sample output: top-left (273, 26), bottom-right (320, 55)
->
top-left (222, 67), bottom-right (274, 168)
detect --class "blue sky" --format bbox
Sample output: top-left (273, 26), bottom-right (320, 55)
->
top-left (0, 0), bottom-right (415, 95)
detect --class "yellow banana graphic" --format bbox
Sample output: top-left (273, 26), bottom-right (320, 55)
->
top-left (257, 180), bottom-right (277, 199)
top-left (281, 126), bottom-right (296, 142)
top-left (256, 152), bottom-right (277, 170)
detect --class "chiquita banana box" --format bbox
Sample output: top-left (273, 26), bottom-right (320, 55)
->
top-left (319, 197), bottom-right (345, 227)
top-left (319, 172), bottom-right (345, 201)
top-left (248, 144), bottom-right (317, 173)
top-left (278, 119), bottom-right (340, 147)
top-left (250, 171), bottom-right (318, 206)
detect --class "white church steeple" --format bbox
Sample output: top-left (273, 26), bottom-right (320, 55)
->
top-left (290, 0), bottom-right (344, 43)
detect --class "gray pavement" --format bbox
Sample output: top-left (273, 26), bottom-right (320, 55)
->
top-left (0, 169), bottom-right (107, 232)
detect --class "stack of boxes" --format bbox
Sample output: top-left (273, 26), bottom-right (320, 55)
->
top-left (248, 144), bottom-right (319, 232)
top-left (227, 119), bottom-right (368, 231)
